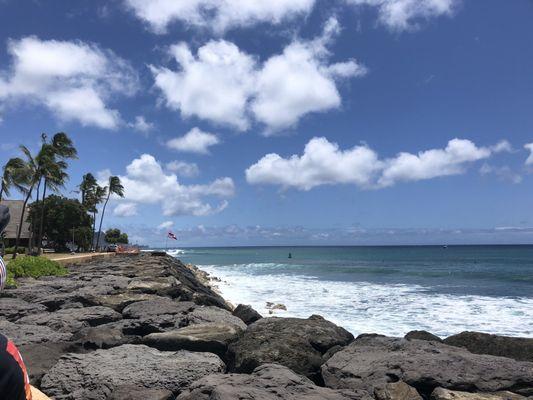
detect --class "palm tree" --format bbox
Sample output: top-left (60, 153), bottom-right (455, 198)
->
top-left (96, 176), bottom-right (124, 251)
top-left (13, 146), bottom-right (38, 258)
top-left (35, 133), bottom-right (77, 253)
top-left (79, 173), bottom-right (97, 206)
top-left (0, 158), bottom-right (27, 201)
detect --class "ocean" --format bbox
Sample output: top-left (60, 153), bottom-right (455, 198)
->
top-left (167, 245), bottom-right (533, 338)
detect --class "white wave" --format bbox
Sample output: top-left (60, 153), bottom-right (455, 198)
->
top-left (200, 263), bottom-right (533, 338)
top-left (166, 248), bottom-right (187, 256)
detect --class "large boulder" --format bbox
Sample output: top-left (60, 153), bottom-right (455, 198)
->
top-left (93, 293), bottom-right (159, 312)
top-left (405, 331), bottom-right (442, 342)
top-left (227, 315), bottom-right (353, 383)
top-left (16, 306), bottom-right (122, 333)
top-left (374, 382), bottom-right (423, 400)
top-left (443, 332), bottom-right (533, 362)
top-left (431, 387), bottom-right (526, 400)
top-left (143, 322), bottom-right (243, 358)
top-left (321, 336), bottom-right (533, 397)
top-left (40, 344), bottom-right (225, 400)
top-left (0, 297), bottom-right (47, 321)
top-left (177, 363), bottom-right (372, 400)
top-left (232, 304), bottom-right (262, 325)
top-left (0, 320), bottom-right (72, 345)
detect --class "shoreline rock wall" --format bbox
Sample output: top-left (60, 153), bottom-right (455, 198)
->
top-left (0, 253), bottom-right (531, 400)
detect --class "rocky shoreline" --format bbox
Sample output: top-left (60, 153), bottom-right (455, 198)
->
top-left (0, 253), bottom-right (532, 399)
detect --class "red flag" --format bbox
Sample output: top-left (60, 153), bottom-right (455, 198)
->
top-left (167, 231), bottom-right (177, 240)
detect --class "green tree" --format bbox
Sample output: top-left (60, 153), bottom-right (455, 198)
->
top-left (27, 195), bottom-right (91, 252)
top-left (96, 176), bottom-right (124, 251)
top-left (0, 158), bottom-right (27, 201)
top-left (84, 183), bottom-right (106, 251)
top-left (35, 133), bottom-right (77, 253)
top-left (104, 228), bottom-right (129, 245)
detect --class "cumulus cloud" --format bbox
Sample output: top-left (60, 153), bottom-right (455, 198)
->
top-left (151, 18), bottom-right (366, 133)
top-left (166, 127), bottom-right (220, 154)
top-left (114, 154), bottom-right (234, 216)
top-left (123, 0), bottom-right (315, 34)
top-left (346, 0), bottom-right (459, 31)
top-left (0, 36), bottom-right (138, 129)
top-left (113, 203), bottom-right (138, 217)
top-left (246, 137), bottom-right (504, 190)
top-left (524, 143), bottom-right (533, 166)
top-left (129, 115), bottom-right (154, 134)
top-left (166, 160), bottom-right (200, 177)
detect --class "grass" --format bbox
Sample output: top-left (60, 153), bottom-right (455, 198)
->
top-left (6, 256), bottom-right (68, 287)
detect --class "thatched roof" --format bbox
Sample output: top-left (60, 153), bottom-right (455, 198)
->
top-left (0, 200), bottom-right (31, 239)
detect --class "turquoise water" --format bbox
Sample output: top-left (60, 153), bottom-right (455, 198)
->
top-left (168, 245), bottom-right (533, 337)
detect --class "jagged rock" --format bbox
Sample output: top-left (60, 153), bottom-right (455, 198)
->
top-left (375, 382), bottom-right (423, 400)
top-left (127, 276), bottom-right (181, 297)
top-left (443, 332), bottom-right (533, 362)
top-left (0, 297), bottom-right (47, 321)
top-left (122, 297), bottom-right (195, 319)
top-left (185, 306), bottom-right (247, 330)
top-left (431, 388), bottom-right (526, 400)
top-left (321, 336), bottom-right (533, 397)
top-left (18, 341), bottom-right (79, 385)
top-left (228, 315), bottom-right (353, 383)
top-left (177, 363), bottom-right (372, 400)
top-left (109, 386), bottom-right (173, 400)
top-left (93, 293), bottom-right (159, 312)
top-left (405, 330), bottom-right (442, 342)
top-left (72, 325), bottom-right (127, 349)
top-left (40, 344), bottom-right (225, 400)
top-left (0, 320), bottom-right (72, 345)
top-left (16, 306), bottom-right (122, 333)
top-left (143, 322), bottom-right (244, 357)
top-left (233, 304), bottom-right (262, 325)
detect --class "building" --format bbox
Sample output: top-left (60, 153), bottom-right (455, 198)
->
top-left (0, 200), bottom-right (31, 248)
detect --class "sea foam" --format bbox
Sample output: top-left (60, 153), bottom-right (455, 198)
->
top-left (201, 262), bottom-right (533, 338)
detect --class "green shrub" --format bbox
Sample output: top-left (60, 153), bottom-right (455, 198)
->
top-left (7, 256), bottom-right (67, 280)
top-left (4, 247), bottom-right (27, 255)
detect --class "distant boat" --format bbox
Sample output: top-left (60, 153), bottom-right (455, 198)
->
top-left (442, 245), bottom-right (448, 249)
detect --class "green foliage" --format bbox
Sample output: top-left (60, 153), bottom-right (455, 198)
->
top-left (28, 195), bottom-right (92, 252)
top-left (104, 228), bottom-right (129, 244)
top-left (4, 247), bottom-right (27, 255)
top-left (7, 256), bottom-right (67, 280)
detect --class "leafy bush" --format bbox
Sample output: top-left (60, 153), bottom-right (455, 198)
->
top-left (4, 247), bottom-right (27, 255)
top-left (7, 256), bottom-right (68, 280)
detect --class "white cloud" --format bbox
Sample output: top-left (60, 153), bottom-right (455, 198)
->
top-left (151, 41), bottom-right (256, 130)
top-left (246, 137), bottom-right (381, 190)
top-left (113, 203), bottom-right (138, 217)
top-left (247, 137), bottom-right (503, 190)
top-left (251, 17), bottom-right (367, 133)
top-left (157, 220), bottom-right (174, 230)
top-left (129, 115), bottom-right (154, 134)
top-left (151, 18), bottom-right (365, 133)
top-left (166, 127), bottom-right (220, 154)
top-left (166, 160), bottom-right (200, 177)
top-left (116, 154), bottom-right (234, 216)
top-left (377, 138), bottom-right (490, 187)
top-left (490, 140), bottom-right (513, 153)
top-left (123, 0), bottom-right (315, 34)
top-left (0, 36), bottom-right (138, 129)
top-left (479, 163), bottom-right (522, 184)
top-left (524, 143), bottom-right (533, 166)
top-left (346, 0), bottom-right (459, 31)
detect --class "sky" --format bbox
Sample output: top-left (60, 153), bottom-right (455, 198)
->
top-left (0, 0), bottom-right (533, 246)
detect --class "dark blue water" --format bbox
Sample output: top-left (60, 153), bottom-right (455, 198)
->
top-left (167, 245), bottom-right (533, 337)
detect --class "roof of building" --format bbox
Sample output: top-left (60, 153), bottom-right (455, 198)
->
top-left (0, 200), bottom-right (31, 239)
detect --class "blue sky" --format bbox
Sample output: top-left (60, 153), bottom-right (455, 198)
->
top-left (0, 0), bottom-right (532, 246)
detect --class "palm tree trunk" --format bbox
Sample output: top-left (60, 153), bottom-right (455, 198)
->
top-left (29, 178), bottom-right (41, 253)
top-left (91, 211), bottom-right (97, 251)
top-left (13, 184), bottom-right (34, 259)
top-left (36, 179), bottom-right (47, 254)
top-left (95, 194), bottom-right (110, 252)
top-left (0, 184), bottom-right (4, 202)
